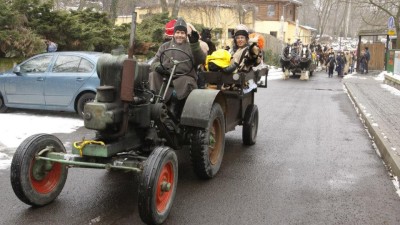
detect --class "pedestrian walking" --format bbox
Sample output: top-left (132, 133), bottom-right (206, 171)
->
top-left (344, 51), bottom-right (352, 75)
top-left (336, 51), bottom-right (346, 77)
top-left (326, 53), bottom-right (336, 78)
top-left (359, 50), bottom-right (367, 74)
top-left (350, 52), bottom-right (356, 73)
top-left (364, 47), bottom-right (370, 73)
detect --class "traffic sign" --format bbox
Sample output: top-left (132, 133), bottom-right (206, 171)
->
top-left (388, 16), bottom-right (395, 29)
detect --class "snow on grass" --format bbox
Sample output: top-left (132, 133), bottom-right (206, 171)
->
top-left (0, 112), bottom-right (82, 148)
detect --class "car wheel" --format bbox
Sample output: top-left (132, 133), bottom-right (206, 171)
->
top-left (77, 92), bottom-right (95, 118)
top-left (189, 103), bottom-right (225, 179)
top-left (0, 96), bottom-right (8, 113)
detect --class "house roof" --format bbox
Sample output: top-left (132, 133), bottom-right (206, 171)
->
top-left (300, 25), bottom-right (317, 31)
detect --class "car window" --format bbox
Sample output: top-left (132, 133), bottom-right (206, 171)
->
top-left (52, 56), bottom-right (94, 73)
top-left (52, 56), bottom-right (81, 73)
top-left (20, 55), bottom-right (52, 73)
top-left (78, 58), bottom-right (94, 72)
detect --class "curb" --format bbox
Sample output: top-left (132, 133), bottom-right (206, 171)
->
top-left (344, 82), bottom-right (400, 178)
top-left (384, 73), bottom-right (400, 91)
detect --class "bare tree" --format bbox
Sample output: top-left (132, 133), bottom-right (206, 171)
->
top-left (160, 0), bottom-right (168, 13)
top-left (171, 0), bottom-right (181, 18)
top-left (77, 0), bottom-right (86, 10)
top-left (355, 0), bottom-right (400, 48)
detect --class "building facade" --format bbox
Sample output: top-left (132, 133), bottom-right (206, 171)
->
top-left (115, 0), bottom-right (315, 48)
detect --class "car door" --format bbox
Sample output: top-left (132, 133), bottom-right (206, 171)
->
top-left (44, 54), bottom-right (95, 106)
top-left (5, 55), bottom-right (53, 105)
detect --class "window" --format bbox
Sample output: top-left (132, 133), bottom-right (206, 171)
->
top-left (52, 56), bottom-right (94, 73)
top-left (20, 55), bottom-right (52, 73)
top-left (78, 58), bottom-right (94, 72)
top-left (270, 31), bottom-right (277, 38)
top-left (53, 56), bottom-right (80, 72)
top-left (267, 4), bottom-right (276, 17)
top-left (228, 28), bottom-right (235, 38)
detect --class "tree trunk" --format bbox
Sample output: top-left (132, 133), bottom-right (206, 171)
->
top-left (110, 0), bottom-right (119, 21)
top-left (78, 0), bottom-right (86, 10)
top-left (160, 0), bottom-right (168, 13)
top-left (344, 0), bottom-right (351, 38)
top-left (171, 0), bottom-right (181, 18)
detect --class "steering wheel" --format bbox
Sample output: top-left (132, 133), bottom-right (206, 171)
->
top-left (159, 48), bottom-right (194, 76)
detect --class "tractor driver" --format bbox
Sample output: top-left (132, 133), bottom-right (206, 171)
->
top-left (150, 17), bottom-right (206, 104)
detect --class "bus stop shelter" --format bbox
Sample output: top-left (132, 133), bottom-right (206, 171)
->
top-left (357, 29), bottom-right (389, 71)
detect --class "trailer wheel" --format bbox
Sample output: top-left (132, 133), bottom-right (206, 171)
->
top-left (259, 76), bottom-right (267, 88)
top-left (138, 146), bottom-right (178, 225)
top-left (190, 103), bottom-right (225, 179)
top-left (10, 134), bottom-right (68, 206)
top-left (242, 104), bottom-right (259, 145)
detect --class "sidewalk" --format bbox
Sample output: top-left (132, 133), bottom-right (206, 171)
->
top-left (343, 71), bottom-right (400, 178)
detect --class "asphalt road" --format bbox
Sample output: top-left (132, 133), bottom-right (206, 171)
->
top-left (1, 71), bottom-right (400, 225)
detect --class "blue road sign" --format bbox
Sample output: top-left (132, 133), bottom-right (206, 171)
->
top-left (388, 16), bottom-right (395, 29)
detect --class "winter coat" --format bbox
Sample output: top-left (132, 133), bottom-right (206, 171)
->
top-left (150, 38), bottom-right (206, 100)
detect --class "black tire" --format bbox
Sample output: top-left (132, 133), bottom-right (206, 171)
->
top-left (77, 92), bottom-right (95, 118)
top-left (10, 134), bottom-right (68, 206)
top-left (242, 104), bottom-right (259, 145)
top-left (138, 146), bottom-right (178, 225)
top-left (0, 95), bottom-right (8, 113)
top-left (190, 103), bottom-right (225, 179)
top-left (260, 76), bottom-right (267, 88)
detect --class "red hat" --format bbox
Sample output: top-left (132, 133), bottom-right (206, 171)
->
top-left (165, 19), bottom-right (177, 37)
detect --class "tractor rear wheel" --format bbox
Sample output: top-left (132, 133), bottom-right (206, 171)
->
top-left (190, 103), bottom-right (225, 179)
top-left (10, 134), bottom-right (68, 206)
top-left (138, 146), bottom-right (178, 225)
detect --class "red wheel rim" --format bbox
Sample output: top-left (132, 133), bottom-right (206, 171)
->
top-left (29, 159), bottom-right (62, 194)
top-left (156, 162), bottom-right (174, 213)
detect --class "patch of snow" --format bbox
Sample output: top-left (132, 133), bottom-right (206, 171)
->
top-left (371, 123), bottom-right (378, 127)
top-left (392, 176), bottom-right (400, 197)
top-left (375, 71), bottom-right (386, 81)
top-left (380, 84), bottom-right (400, 96)
top-left (0, 113), bottom-right (82, 148)
top-left (0, 152), bottom-right (11, 170)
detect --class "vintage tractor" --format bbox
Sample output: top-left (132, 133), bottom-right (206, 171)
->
top-left (10, 49), bottom-right (267, 225)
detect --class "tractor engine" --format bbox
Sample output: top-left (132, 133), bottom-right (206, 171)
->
top-left (83, 54), bottom-right (163, 143)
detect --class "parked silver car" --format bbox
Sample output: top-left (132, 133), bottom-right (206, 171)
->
top-left (0, 52), bottom-right (103, 117)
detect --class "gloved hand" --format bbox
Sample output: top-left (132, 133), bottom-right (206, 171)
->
top-left (222, 62), bottom-right (238, 73)
top-left (188, 30), bottom-right (199, 43)
top-left (155, 65), bottom-right (170, 76)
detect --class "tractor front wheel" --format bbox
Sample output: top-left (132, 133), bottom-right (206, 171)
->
top-left (10, 134), bottom-right (68, 206)
top-left (138, 146), bottom-right (178, 225)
